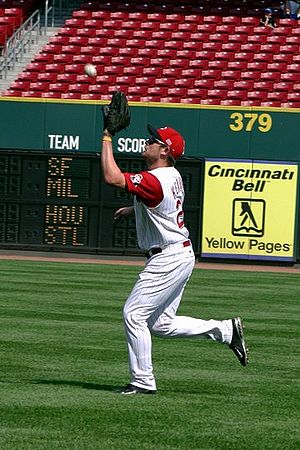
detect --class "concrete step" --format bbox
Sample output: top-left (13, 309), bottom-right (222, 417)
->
top-left (0, 27), bottom-right (60, 92)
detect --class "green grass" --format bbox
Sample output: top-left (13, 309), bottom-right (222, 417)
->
top-left (0, 260), bottom-right (299, 450)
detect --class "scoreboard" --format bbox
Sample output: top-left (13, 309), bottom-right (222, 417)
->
top-left (0, 151), bottom-right (202, 253)
top-left (0, 152), bottom-right (102, 249)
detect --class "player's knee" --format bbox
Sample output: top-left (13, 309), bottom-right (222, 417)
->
top-left (149, 319), bottom-right (173, 336)
top-left (123, 305), bottom-right (140, 327)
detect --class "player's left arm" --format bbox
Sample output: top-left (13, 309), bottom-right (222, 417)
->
top-left (100, 91), bottom-right (130, 190)
top-left (101, 130), bottom-right (126, 189)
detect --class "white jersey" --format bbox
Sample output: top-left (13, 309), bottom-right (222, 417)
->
top-left (124, 166), bottom-right (189, 250)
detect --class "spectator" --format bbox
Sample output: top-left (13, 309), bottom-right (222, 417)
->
top-left (281, 1), bottom-right (300, 19)
top-left (260, 8), bottom-right (277, 27)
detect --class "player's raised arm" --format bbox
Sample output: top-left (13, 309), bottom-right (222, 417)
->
top-left (100, 91), bottom-right (131, 189)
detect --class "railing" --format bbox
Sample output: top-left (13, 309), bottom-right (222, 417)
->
top-left (0, 0), bottom-right (55, 81)
top-left (0, 10), bottom-right (41, 80)
top-left (44, 0), bottom-right (55, 36)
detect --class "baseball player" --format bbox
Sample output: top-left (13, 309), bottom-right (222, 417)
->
top-left (101, 123), bottom-right (248, 395)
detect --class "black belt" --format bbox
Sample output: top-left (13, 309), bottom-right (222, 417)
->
top-left (145, 240), bottom-right (191, 259)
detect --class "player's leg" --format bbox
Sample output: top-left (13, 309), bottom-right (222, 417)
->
top-left (122, 249), bottom-right (194, 391)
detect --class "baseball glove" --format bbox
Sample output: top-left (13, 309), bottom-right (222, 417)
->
top-left (102, 90), bottom-right (130, 136)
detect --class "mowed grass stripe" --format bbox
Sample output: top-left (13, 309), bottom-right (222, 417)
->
top-left (0, 260), bottom-right (299, 450)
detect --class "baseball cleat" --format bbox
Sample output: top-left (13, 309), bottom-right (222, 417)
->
top-left (229, 317), bottom-right (249, 366)
top-left (120, 384), bottom-right (156, 395)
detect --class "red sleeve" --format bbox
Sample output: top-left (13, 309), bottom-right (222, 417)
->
top-left (124, 171), bottom-right (163, 207)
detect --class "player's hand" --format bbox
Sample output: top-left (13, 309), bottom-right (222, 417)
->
top-left (114, 206), bottom-right (134, 223)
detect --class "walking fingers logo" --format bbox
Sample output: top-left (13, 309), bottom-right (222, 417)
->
top-left (201, 159), bottom-right (298, 261)
top-left (232, 199), bottom-right (265, 237)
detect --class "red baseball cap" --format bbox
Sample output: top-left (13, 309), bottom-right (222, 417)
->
top-left (147, 124), bottom-right (185, 160)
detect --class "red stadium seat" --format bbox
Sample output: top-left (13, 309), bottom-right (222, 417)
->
top-left (280, 44), bottom-right (299, 54)
top-left (65, 64), bottom-right (84, 74)
top-left (77, 28), bottom-right (96, 39)
top-left (144, 67), bottom-right (164, 77)
top-left (37, 72), bottom-right (57, 83)
top-left (182, 68), bottom-right (202, 78)
top-left (287, 63), bottom-right (300, 72)
top-left (208, 60), bottom-right (228, 70)
top-left (187, 88), bottom-right (208, 98)
top-left (227, 33), bottom-right (248, 43)
top-left (34, 52), bottom-right (54, 63)
top-left (80, 93), bottom-right (101, 100)
top-left (266, 35), bottom-right (286, 45)
top-left (267, 62), bottom-right (287, 72)
top-left (227, 90), bottom-right (248, 100)
top-left (287, 92), bottom-right (300, 101)
top-left (22, 91), bottom-right (43, 98)
top-left (267, 91), bottom-right (287, 101)
top-left (155, 77), bottom-right (171, 87)
top-left (169, 59), bottom-right (189, 68)
top-left (222, 16), bottom-right (241, 25)
top-left (240, 16), bottom-right (260, 26)
top-left (148, 86), bottom-right (168, 97)
top-left (128, 85), bottom-right (148, 96)
top-left (162, 67), bottom-right (182, 78)
top-left (69, 83), bottom-right (89, 94)
top-left (188, 59), bottom-right (209, 69)
top-left (241, 43), bottom-right (260, 53)
top-left (69, 36), bottom-right (89, 46)
top-left (234, 80), bottom-right (254, 90)
top-left (178, 22), bottom-right (197, 32)
top-left (247, 61), bottom-right (268, 71)
top-left (30, 81), bottom-right (50, 91)
top-left (65, 18), bottom-right (85, 28)
top-left (281, 72), bottom-right (299, 82)
top-left (53, 53), bottom-right (74, 64)
top-left (273, 82), bottom-right (293, 91)
top-left (135, 76), bottom-right (156, 86)
top-left (17, 71), bottom-right (39, 82)
top-left (73, 10), bottom-right (92, 19)
top-left (202, 41), bottom-right (222, 51)
top-left (214, 51), bottom-right (234, 61)
top-left (234, 25), bottom-right (253, 34)
top-left (220, 99), bottom-right (241, 106)
top-left (57, 27), bottom-right (77, 37)
top-left (10, 80), bottom-right (30, 91)
top-left (207, 88), bottom-right (228, 99)
top-left (253, 81), bottom-right (274, 91)
top-left (222, 70), bottom-right (241, 80)
top-left (48, 83), bottom-right (69, 93)
top-left (174, 78), bottom-right (195, 88)
top-left (203, 15), bottom-right (222, 24)
top-left (200, 98), bottom-right (221, 105)
top-left (157, 48), bottom-right (177, 59)
top-left (253, 53), bottom-right (274, 62)
top-left (214, 79), bottom-right (234, 89)
top-left (260, 101), bottom-right (282, 107)
top-left (194, 79), bottom-right (214, 89)
top-left (227, 61), bottom-right (248, 70)
top-left (260, 71), bottom-right (281, 82)
top-left (222, 42), bottom-right (241, 52)
top-left (240, 100), bottom-right (261, 107)
top-left (91, 11), bottom-right (110, 20)
top-left (57, 73), bottom-right (77, 83)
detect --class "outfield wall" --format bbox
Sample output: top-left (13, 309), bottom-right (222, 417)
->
top-left (0, 97), bottom-right (299, 262)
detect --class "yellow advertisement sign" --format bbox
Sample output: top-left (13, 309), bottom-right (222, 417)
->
top-left (201, 159), bottom-right (298, 261)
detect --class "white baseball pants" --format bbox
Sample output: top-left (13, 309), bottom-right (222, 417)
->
top-left (123, 244), bottom-right (233, 391)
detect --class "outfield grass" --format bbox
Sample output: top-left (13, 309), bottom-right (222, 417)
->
top-left (0, 259), bottom-right (299, 450)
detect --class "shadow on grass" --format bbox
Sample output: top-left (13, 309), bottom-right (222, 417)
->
top-left (31, 379), bottom-right (119, 392)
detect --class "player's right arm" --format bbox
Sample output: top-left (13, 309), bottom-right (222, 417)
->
top-left (114, 206), bottom-right (134, 222)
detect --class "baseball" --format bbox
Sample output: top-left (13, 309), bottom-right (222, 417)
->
top-left (84, 63), bottom-right (97, 77)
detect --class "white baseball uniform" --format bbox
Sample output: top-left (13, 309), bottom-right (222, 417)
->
top-left (123, 166), bottom-right (232, 391)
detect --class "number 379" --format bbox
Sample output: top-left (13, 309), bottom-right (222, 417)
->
top-left (229, 112), bottom-right (272, 133)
